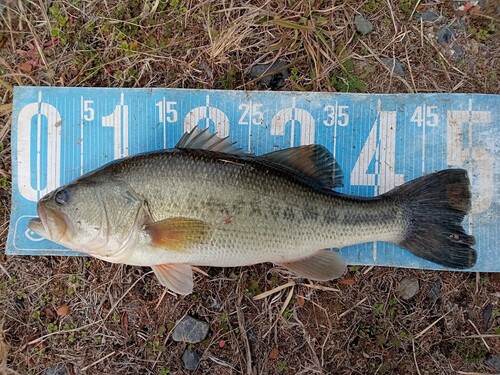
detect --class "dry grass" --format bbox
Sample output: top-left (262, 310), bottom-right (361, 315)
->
top-left (0, 0), bottom-right (499, 374)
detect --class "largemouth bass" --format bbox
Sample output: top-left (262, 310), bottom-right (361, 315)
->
top-left (29, 128), bottom-right (476, 295)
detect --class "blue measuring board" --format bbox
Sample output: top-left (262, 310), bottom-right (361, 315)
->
top-left (6, 87), bottom-right (500, 272)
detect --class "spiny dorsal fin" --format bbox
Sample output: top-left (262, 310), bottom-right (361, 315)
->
top-left (263, 145), bottom-right (343, 189)
top-left (176, 128), bottom-right (245, 155)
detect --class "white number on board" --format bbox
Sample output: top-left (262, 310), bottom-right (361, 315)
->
top-left (102, 93), bottom-right (129, 159)
top-left (156, 99), bottom-right (178, 123)
top-left (323, 104), bottom-right (349, 127)
top-left (184, 95), bottom-right (230, 137)
top-left (410, 104), bottom-right (438, 127)
top-left (17, 92), bottom-right (62, 201)
top-left (83, 99), bottom-right (95, 121)
top-left (238, 102), bottom-right (264, 126)
top-left (447, 105), bottom-right (492, 213)
top-left (271, 98), bottom-right (315, 146)
top-left (350, 110), bottom-right (404, 194)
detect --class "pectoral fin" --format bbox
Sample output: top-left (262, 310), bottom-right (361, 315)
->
top-left (152, 264), bottom-right (193, 295)
top-left (146, 218), bottom-right (208, 251)
top-left (277, 249), bottom-right (347, 281)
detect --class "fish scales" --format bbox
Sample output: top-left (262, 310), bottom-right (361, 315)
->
top-left (108, 149), bottom-right (406, 266)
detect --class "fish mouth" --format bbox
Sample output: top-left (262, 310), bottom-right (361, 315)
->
top-left (28, 204), bottom-right (68, 242)
top-left (28, 217), bottom-right (47, 237)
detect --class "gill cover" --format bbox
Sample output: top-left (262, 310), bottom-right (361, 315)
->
top-left (32, 179), bottom-right (146, 258)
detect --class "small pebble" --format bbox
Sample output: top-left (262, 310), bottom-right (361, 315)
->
top-left (437, 27), bottom-right (454, 45)
top-left (486, 355), bottom-right (500, 372)
top-left (427, 281), bottom-right (442, 302)
top-left (398, 276), bottom-right (420, 300)
top-left (451, 44), bottom-right (464, 60)
top-left (249, 59), bottom-right (289, 89)
top-left (354, 14), bottom-right (374, 35)
top-left (483, 304), bottom-right (493, 328)
top-left (416, 10), bottom-right (439, 22)
top-left (381, 57), bottom-right (405, 76)
top-left (182, 348), bottom-right (202, 371)
top-left (43, 364), bottom-right (67, 375)
top-left (172, 315), bottom-right (209, 344)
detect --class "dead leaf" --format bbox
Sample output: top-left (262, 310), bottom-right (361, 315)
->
top-left (296, 294), bottom-right (305, 307)
top-left (269, 347), bottom-right (279, 359)
top-left (468, 6), bottom-right (480, 14)
top-left (57, 305), bottom-right (70, 316)
top-left (43, 307), bottom-right (56, 318)
top-left (19, 62), bottom-right (33, 73)
top-left (121, 311), bottom-right (128, 331)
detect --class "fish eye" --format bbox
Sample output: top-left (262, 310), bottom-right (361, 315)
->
top-left (54, 189), bottom-right (69, 206)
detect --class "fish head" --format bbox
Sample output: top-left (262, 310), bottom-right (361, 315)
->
top-left (29, 178), bottom-right (145, 259)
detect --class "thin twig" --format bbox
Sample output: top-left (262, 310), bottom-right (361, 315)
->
top-left (81, 351), bottom-right (116, 371)
top-left (236, 294), bottom-right (253, 375)
top-left (253, 280), bottom-right (295, 300)
top-left (412, 339), bottom-right (422, 375)
top-left (468, 319), bottom-right (491, 352)
top-left (338, 297), bottom-right (368, 319)
top-left (414, 307), bottom-right (455, 340)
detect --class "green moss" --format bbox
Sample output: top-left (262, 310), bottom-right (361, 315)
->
top-left (468, 23), bottom-right (497, 41)
top-left (457, 339), bottom-right (488, 364)
top-left (0, 176), bottom-right (8, 189)
top-left (331, 58), bottom-right (367, 93)
top-left (363, 0), bottom-right (381, 13)
top-left (277, 359), bottom-right (288, 372)
top-left (400, 0), bottom-right (417, 15)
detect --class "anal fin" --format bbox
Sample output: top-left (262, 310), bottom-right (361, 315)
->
top-left (152, 264), bottom-right (193, 295)
top-left (277, 249), bottom-right (347, 281)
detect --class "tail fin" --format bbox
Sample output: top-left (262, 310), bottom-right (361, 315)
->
top-left (385, 169), bottom-right (476, 269)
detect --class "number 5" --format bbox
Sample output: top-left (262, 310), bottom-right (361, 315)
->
top-left (83, 100), bottom-right (94, 121)
top-left (446, 109), bottom-right (492, 213)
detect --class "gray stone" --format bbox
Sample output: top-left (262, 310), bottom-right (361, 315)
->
top-left (398, 276), bottom-right (420, 300)
top-left (381, 57), bottom-right (405, 76)
top-left (483, 305), bottom-right (493, 328)
top-left (43, 364), bottom-right (67, 375)
top-left (172, 315), bottom-right (209, 343)
top-left (354, 14), bottom-right (374, 35)
top-left (437, 27), bottom-right (454, 45)
top-left (249, 59), bottom-right (289, 89)
top-left (427, 281), bottom-right (441, 302)
top-left (451, 44), bottom-right (464, 60)
top-left (416, 10), bottom-right (439, 22)
top-left (486, 355), bottom-right (500, 372)
top-left (182, 348), bottom-right (202, 371)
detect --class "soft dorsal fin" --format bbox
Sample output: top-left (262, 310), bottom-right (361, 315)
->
top-left (263, 145), bottom-right (343, 189)
top-left (176, 128), bottom-right (245, 155)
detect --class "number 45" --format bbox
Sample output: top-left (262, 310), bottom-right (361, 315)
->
top-left (410, 104), bottom-right (438, 127)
